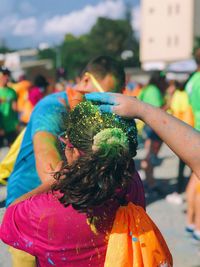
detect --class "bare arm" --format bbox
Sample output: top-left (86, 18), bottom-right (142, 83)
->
top-left (33, 131), bottom-right (62, 183)
top-left (85, 93), bottom-right (200, 179)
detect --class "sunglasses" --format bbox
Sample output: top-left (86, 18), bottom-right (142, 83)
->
top-left (58, 131), bottom-right (74, 151)
top-left (85, 72), bottom-right (105, 92)
top-left (58, 132), bottom-right (85, 156)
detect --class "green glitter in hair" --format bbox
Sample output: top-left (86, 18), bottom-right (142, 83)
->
top-left (92, 128), bottom-right (128, 158)
top-left (66, 101), bottom-right (138, 157)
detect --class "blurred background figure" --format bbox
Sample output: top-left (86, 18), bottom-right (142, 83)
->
top-left (11, 74), bottom-right (32, 130)
top-left (138, 70), bottom-right (167, 194)
top-left (123, 81), bottom-right (143, 97)
top-left (166, 80), bottom-right (193, 204)
top-left (184, 48), bottom-right (200, 241)
top-left (19, 74), bottom-right (49, 126)
top-left (0, 67), bottom-right (18, 148)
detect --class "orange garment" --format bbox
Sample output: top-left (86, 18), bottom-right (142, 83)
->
top-left (11, 80), bottom-right (33, 124)
top-left (20, 101), bottom-right (34, 124)
top-left (123, 86), bottom-right (142, 98)
top-left (66, 87), bottom-right (84, 110)
top-left (12, 80), bottom-right (32, 113)
top-left (105, 202), bottom-right (172, 267)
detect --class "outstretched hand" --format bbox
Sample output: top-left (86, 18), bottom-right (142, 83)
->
top-left (85, 92), bottom-right (142, 118)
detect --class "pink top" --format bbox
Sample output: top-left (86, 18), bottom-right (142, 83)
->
top-left (29, 86), bottom-right (44, 106)
top-left (0, 171), bottom-right (145, 267)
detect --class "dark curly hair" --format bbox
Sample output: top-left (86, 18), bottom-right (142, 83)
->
top-left (53, 101), bottom-right (138, 212)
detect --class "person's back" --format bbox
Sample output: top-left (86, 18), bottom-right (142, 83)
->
top-left (170, 87), bottom-right (194, 126)
top-left (3, 170), bottom-right (144, 267)
top-left (139, 84), bottom-right (163, 107)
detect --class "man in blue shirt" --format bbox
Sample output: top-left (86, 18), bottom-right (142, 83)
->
top-left (6, 55), bottom-right (126, 207)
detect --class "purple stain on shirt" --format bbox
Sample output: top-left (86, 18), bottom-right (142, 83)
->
top-left (25, 241), bottom-right (33, 248)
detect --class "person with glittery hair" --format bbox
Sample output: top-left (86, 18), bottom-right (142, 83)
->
top-left (0, 101), bottom-right (147, 267)
top-left (3, 55), bottom-right (146, 266)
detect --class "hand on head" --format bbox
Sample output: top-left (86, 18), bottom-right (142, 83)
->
top-left (85, 92), bottom-right (141, 118)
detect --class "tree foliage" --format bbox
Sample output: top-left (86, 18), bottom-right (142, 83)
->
top-left (38, 17), bottom-right (139, 79)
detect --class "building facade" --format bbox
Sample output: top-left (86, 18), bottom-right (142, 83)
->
top-left (140, 0), bottom-right (200, 68)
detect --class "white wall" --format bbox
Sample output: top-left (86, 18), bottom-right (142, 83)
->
top-left (140, 0), bottom-right (194, 63)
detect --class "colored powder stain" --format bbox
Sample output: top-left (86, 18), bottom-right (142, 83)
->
top-left (25, 241), bottom-right (33, 248)
top-left (132, 237), bottom-right (138, 242)
top-left (129, 231), bottom-right (132, 236)
top-left (47, 258), bottom-right (55, 265)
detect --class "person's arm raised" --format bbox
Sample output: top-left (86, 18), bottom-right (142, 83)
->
top-left (85, 92), bottom-right (200, 179)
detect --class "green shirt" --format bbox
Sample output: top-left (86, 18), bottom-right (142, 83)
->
top-left (0, 86), bottom-right (18, 133)
top-left (138, 84), bottom-right (163, 107)
top-left (185, 72), bottom-right (200, 130)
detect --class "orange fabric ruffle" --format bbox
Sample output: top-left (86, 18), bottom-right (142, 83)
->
top-left (105, 202), bottom-right (172, 267)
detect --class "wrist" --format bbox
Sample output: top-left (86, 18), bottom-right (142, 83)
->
top-left (133, 98), bottom-right (149, 120)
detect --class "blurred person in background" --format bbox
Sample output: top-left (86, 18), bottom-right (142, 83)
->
top-left (165, 80), bottom-right (193, 205)
top-left (0, 67), bottom-right (18, 148)
top-left (11, 74), bottom-right (32, 129)
top-left (5, 55), bottom-right (145, 266)
top-left (163, 79), bottom-right (177, 112)
top-left (123, 81), bottom-right (143, 97)
top-left (138, 71), bottom-right (166, 195)
top-left (19, 74), bottom-right (49, 126)
top-left (184, 48), bottom-right (200, 241)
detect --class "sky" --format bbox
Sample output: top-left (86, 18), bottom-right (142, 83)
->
top-left (0, 0), bottom-right (140, 49)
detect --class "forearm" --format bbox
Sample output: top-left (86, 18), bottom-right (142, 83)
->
top-left (140, 102), bottom-right (200, 178)
top-left (34, 131), bottom-right (62, 182)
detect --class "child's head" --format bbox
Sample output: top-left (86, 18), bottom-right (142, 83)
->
top-left (54, 101), bottom-right (137, 212)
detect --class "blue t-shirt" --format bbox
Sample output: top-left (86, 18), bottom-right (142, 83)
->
top-left (6, 92), bottom-right (68, 207)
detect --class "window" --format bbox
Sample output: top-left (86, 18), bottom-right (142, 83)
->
top-left (148, 37), bottom-right (154, 43)
top-left (167, 36), bottom-right (171, 47)
top-left (149, 7), bottom-right (155, 14)
top-left (175, 4), bottom-right (180, 14)
top-left (174, 35), bottom-right (179, 46)
top-left (168, 5), bottom-right (172, 15)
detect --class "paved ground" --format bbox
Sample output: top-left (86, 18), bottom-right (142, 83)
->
top-left (0, 144), bottom-right (200, 266)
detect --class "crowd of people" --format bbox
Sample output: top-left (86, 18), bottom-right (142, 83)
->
top-left (0, 51), bottom-right (200, 266)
